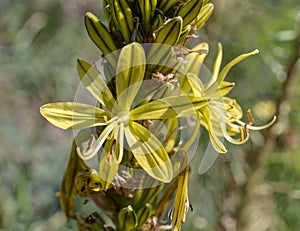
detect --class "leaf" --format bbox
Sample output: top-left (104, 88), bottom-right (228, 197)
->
top-left (130, 95), bottom-right (208, 120)
top-left (116, 43), bottom-right (146, 111)
top-left (125, 122), bottom-right (173, 182)
top-left (77, 59), bottom-right (116, 111)
top-left (40, 102), bottom-right (110, 130)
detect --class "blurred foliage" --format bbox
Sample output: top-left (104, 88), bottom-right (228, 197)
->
top-left (0, 0), bottom-right (299, 230)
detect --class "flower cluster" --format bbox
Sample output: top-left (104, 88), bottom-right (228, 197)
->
top-left (40, 1), bottom-right (275, 230)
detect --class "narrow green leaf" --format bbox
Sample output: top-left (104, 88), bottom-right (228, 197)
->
top-left (125, 122), bottom-right (173, 182)
top-left (40, 102), bottom-right (110, 130)
top-left (77, 59), bottom-right (116, 111)
top-left (116, 43), bottom-right (146, 111)
top-left (130, 95), bottom-right (208, 120)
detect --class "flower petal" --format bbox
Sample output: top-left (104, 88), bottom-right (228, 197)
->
top-left (198, 109), bottom-right (227, 153)
top-left (112, 122), bottom-right (124, 164)
top-left (208, 43), bottom-right (223, 88)
top-left (130, 95), bottom-right (208, 120)
top-left (116, 43), bottom-right (146, 111)
top-left (77, 121), bottom-right (117, 160)
top-left (185, 73), bottom-right (205, 96)
top-left (205, 81), bottom-right (235, 97)
top-left (184, 42), bottom-right (209, 75)
top-left (99, 138), bottom-right (119, 190)
top-left (125, 122), bottom-right (173, 182)
top-left (40, 102), bottom-right (109, 130)
top-left (217, 48), bottom-right (259, 84)
top-left (77, 59), bottom-right (116, 111)
top-left (180, 43), bottom-right (209, 94)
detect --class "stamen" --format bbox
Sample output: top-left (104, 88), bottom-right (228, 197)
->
top-left (244, 123), bottom-right (249, 134)
top-left (221, 123), bottom-right (250, 144)
top-left (231, 99), bottom-right (236, 106)
top-left (239, 127), bottom-right (244, 141)
top-left (237, 115), bottom-right (277, 131)
top-left (87, 134), bottom-right (95, 150)
top-left (106, 151), bottom-right (112, 165)
top-left (106, 116), bottom-right (118, 124)
top-left (76, 122), bottom-right (117, 160)
top-left (247, 109), bottom-right (254, 125)
top-left (103, 115), bottom-right (108, 123)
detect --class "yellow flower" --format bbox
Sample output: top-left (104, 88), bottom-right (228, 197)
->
top-left (40, 43), bottom-right (208, 183)
top-left (182, 43), bottom-right (276, 153)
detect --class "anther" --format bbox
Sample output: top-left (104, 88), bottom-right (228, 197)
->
top-left (87, 134), bottom-right (95, 150)
top-left (247, 109), bottom-right (254, 125)
top-left (239, 127), bottom-right (244, 141)
top-left (103, 115), bottom-right (108, 123)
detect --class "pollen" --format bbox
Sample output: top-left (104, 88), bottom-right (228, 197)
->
top-left (103, 115), bottom-right (108, 122)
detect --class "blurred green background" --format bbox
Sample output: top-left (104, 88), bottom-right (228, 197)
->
top-left (0, 0), bottom-right (299, 230)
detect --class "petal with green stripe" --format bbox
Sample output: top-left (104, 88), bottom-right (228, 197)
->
top-left (125, 122), bottom-right (173, 182)
top-left (77, 59), bottom-right (116, 111)
top-left (116, 43), bottom-right (146, 111)
top-left (40, 102), bottom-right (109, 130)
